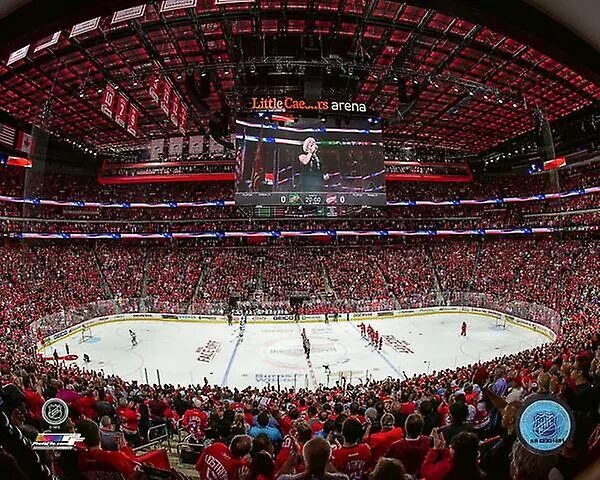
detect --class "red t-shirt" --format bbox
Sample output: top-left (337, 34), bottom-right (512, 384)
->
top-left (116, 406), bottom-right (140, 434)
top-left (182, 408), bottom-right (208, 439)
top-left (78, 448), bottom-right (138, 477)
top-left (77, 396), bottom-right (98, 420)
top-left (196, 442), bottom-right (247, 480)
top-left (386, 436), bottom-right (430, 476)
top-left (279, 415), bottom-right (294, 436)
top-left (421, 448), bottom-right (453, 480)
top-left (275, 436), bottom-right (305, 475)
top-left (367, 427), bottom-right (404, 460)
top-left (182, 408), bottom-right (208, 429)
top-left (23, 388), bottom-right (45, 422)
top-left (331, 444), bottom-right (372, 480)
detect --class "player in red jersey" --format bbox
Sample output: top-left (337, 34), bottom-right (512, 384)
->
top-left (331, 418), bottom-right (372, 480)
top-left (461, 321), bottom-right (467, 336)
top-left (196, 434), bottom-right (252, 480)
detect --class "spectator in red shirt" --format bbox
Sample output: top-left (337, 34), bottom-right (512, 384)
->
top-left (421, 429), bottom-right (484, 480)
top-left (116, 397), bottom-right (141, 446)
top-left (76, 419), bottom-right (139, 478)
top-left (275, 420), bottom-right (311, 476)
top-left (196, 434), bottom-right (252, 480)
top-left (331, 417), bottom-right (372, 480)
top-left (21, 375), bottom-right (45, 427)
top-left (364, 413), bottom-right (404, 461)
top-left (386, 413), bottom-right (430, 477)
top-left (280, 407), bottom-right (300, 436)
top-left (181, 397), bottom-right (208, 441)
top-left (77, 390), bottom-right (98, 420)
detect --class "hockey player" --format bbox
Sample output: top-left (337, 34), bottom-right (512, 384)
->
top-left (129, 329), bottom-right (138, 346)
top-left (359, 323), bottom-right (366, 337)
top-left (461, 321), bottom-right (467, 337)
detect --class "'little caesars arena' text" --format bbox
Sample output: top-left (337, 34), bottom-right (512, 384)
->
top-left (250, 97), bottom-right (367, 113)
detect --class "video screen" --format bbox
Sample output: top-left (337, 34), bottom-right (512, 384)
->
top-left (235, 115), bottom-right (386, 206)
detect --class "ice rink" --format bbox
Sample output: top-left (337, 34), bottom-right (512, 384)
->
top-left (41, 313), bottom-right (550, 388)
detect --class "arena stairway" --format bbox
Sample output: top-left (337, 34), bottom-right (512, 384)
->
top-left (134, 424), bottom-right (199, 477)
top-left (139, 246), bottom-right (150, 311)
top-left (188, 261), bottom-right (209, 313)
top-left (92, 248), bottom-right (118, 303)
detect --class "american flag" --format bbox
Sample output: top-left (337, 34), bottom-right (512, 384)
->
top-left (0, 123), bottom-right (16, 147)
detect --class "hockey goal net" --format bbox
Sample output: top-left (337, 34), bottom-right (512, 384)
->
top-left (495, 315), bottom-right (507, 329)
top-left (79, 326), bottom-right (93, 343)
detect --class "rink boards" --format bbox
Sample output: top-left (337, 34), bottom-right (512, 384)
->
top-left (39, 305), bottom-right (557, 350)
top-left (38, 308), bottom-right (555, 388)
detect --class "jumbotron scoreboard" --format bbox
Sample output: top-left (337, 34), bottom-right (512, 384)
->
top-left (235, 97), bottom-right (386, 207)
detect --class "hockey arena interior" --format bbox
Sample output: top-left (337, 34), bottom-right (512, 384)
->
top-left (0, 1), bottom-right (598, 480)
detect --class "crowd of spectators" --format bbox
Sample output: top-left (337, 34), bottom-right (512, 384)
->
top-left (0, 166), bottom-right (598, 237)
top-left (261, 248), bottom-right (329, 301)
top-left (95, 244), bottom-right (145, 299)
top-left (0, 238), bottom-right (598, 479)
top-left (2, 238), bottom-right (597, 326)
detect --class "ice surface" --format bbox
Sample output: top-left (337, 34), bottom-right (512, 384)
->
top-left (41, 313), bottom-right (548, 389)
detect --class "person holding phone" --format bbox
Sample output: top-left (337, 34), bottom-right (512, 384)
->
top-left (421, 429), bottom-right (484, 480)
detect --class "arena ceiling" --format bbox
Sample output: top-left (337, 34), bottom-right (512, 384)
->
top-left (0, 0), bottom-right (598, 157)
